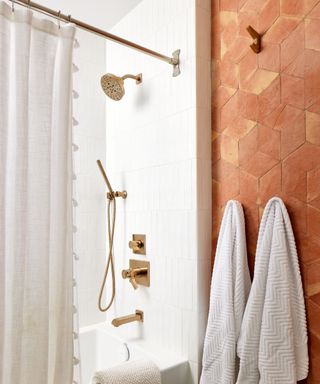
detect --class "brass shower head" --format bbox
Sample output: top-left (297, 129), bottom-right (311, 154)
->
top-left (100, 73), bottom-right (142, 101)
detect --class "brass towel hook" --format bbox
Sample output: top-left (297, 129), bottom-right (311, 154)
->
top-left (247, 25), bottom-right (262, 54)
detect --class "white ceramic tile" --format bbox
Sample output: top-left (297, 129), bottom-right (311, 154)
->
top-left (75, 0), bottom-right (211, 381)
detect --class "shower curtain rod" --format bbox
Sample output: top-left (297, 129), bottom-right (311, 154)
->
top-left (8, 0), bottom-right (181, 76)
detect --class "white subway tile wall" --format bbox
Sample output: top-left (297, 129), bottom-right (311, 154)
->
top-left (104, 0), bottom-right (211, 381)
top-left (73, 29), bottom-right (107, 328)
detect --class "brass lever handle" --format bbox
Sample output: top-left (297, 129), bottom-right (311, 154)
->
top-left (128, 240), bottom-right (144, 251)
top-left (122, 267), bottom-right (148, 290)
top-left (129, 277), bottom-right (139, 290)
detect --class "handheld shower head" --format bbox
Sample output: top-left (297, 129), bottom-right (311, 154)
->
top-left (97, 160), bottom-right (114, 196)
top-left (100, 73), bottom-right (142, 101)
top-left (96, 160), bottom-right (127, 200)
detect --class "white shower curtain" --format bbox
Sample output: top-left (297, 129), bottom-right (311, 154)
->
top-left (0, 3), bottom-right (75, 383)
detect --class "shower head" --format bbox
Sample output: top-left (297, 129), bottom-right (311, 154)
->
top-left (100, 73), bottom-right (142, 101)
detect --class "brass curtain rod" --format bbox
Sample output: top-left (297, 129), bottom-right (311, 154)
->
top-left (8, 0), bottom-right (181, 76)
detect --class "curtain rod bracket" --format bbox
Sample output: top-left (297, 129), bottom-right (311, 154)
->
top-left (170, 49), bottom-right (181, 77)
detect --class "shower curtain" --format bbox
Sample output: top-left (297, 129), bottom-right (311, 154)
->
top-left (0, 3), bottom-right (75, 383)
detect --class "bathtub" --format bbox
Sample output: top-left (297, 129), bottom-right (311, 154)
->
top-left (79, 323), bottom-right (190, 384)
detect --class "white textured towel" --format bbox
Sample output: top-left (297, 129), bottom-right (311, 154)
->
top-left (91, 359), bottom-right (161, 384)
top-left (200, 200), bottom-right (251, 384)
top-left (236, 197), bottom-right (308, 384)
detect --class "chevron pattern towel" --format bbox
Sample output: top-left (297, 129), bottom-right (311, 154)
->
top-left (236, 197), bottom-right (308, 384)
top-left (200, 200), bottom-right (251, 384)
top-left (91, 359), bottom-right (161, 384)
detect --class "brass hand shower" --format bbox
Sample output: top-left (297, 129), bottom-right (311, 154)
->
top-left (96, 160), bottom-right (126, 313)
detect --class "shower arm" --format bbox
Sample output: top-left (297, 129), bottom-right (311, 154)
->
top-left (96, 160), bottom-right (127, 200)
top-left (121, 74), bottom-right (142, 84)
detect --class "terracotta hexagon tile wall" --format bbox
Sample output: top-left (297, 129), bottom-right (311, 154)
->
top-left (212, 1), bottom-right (320, 382)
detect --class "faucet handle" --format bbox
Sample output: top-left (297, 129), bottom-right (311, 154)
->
top-left (129, 240), bottom-right (143, 252)
top-left (122, 268), bottom-right (131, 279)
top-left (129, 277), bottom-right (139, 290)
top-left (121, 260), bottom-right (150, 289)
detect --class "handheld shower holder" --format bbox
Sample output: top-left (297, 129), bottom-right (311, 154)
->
top-left (106, 190), bottom-right (127, 200)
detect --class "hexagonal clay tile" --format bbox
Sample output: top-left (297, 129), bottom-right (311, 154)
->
top-left (281, 74), bottom-right (305, 109)
top-left (239, 50), bottom-right (258, 89)
top-left (239, 169), bottom-right (259, 203)
top-left (224, 116), bottom-right (256, 139)
top-left (280, 0), bottom-right (305, 16)
top-left (243, 69), bottom-right (279, 95)
top-left (304, 49), bottom-right (320, 107)
top-left (280, 21), bottom-right (305, 71)
top-left (220, 11), bottom-right (239, 58)
top-left (212, 158), bottom-right (238, 182)
top-left (223, 36), bottom-right (252, 63)
top-left (305, 18), bottom-right (320, 51)
top-left (264, 16), bottom-right (301, 44)
top-left (220, 58), bottom-right (239, 88)
top-left (259, 163), bottom-right (282, 205)
top-left (213, 85), bottom-right (237, 109)
top-left (217, 168), bottom-right (240, 206)
top-left (258, 42), bottom-right (280, 72)
top-left (257, 123), bottom-right (280, 159)
top-left (220, 134), bottom-right (239, 165)
top-left (283, 51), bottom-right (305, 78)
top-left (308, 99), bottom-right (320, 114)
top-left (220, 91), bottom-right (239, 131)
top-left (305, 260), bottom-right (320, 297)
top-left (258, 76), bottom-right (281, 122)
top-left (240, 0), bottom-right (268, 13)
top-left (306, 111), bottom-right (320, 145)
top-left (261, 103), bottom-right (286, 128)
top-left (241, 151), bottom-right (279, 178)
top-left (238, 10), bottom-right (259, 36)
top-left (238, 90), bottom-right (259, 121)
top-left (283, 195), bottom-right (308, 234)
top-left (304, 0), bottom-right (320, 15)
top-left (274, 105), bottom-right (306, 159)
top-left (308, 167), bottom-right (320, 209)
top-left (308, 206), bottom-right (320, 238)
top-left (258, 0), bottom-right (280, 32)
top-left (282, 143), bottom-right (320, 201)
top-left (308, 1), bottom-right (320, 18)
top-left (220, 0), bottom-right (239, 12)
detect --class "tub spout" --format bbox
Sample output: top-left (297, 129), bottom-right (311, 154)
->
top-left (112, 310), bottom-right (144, 327)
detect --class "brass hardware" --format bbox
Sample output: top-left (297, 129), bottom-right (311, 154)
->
top-left (122, 259), bottom-right (150, 290)
top-left (8, 1), bottom-right (181, 76)
top-left (129, 234), bottom-right (146, 254)
top-left (128, 240), bottom-right (143, 251)
top-left (122, 73), bottom-right (142, 84)
top-left (246, 25), bottom-right (262, 54)
top-left (101, 73), bottom-right (142, 101)
top-left (97, 160), bottom-right (127, 200)
top-left (112, 310), bottom-right (144, 327)
top-left (107, 190), bottom-right (128, 200)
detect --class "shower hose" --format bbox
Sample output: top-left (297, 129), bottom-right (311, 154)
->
top-left (98, 196), bottom-right (116, 312)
